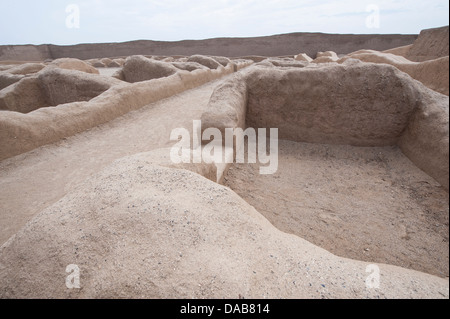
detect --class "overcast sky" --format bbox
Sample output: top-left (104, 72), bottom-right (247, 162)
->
top-left (0, 0), bottom-right (448, 45)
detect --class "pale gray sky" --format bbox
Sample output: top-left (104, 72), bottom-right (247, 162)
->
top-left (0, 0), bottom-right (448, 45)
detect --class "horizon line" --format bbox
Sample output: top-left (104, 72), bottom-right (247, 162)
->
top-left (0, 28), bottom-right (430, 47)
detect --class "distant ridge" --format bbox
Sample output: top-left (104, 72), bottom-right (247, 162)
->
top-left (0, 31), bottom-right (418, 61)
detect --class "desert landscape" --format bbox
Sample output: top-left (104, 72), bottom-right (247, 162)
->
top-left (0, 25), bottom-right (448, 299)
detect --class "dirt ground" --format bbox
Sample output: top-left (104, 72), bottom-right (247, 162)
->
top-left (0, 76), bottom-right (220, 245)
top-left (224, 139), bottom-right (449, 278)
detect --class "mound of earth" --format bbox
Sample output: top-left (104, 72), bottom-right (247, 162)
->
top-left (0, 65), bottom-right (14, 72)
top-left (313, 51), bottom-right (339, 63)
top-left (122, 55), bottom-right (179, 83)
top-left (383, 44), bottom-right (413, 57)
top-left (3, 63), bottom-right (45, 75)
top-left (0, 72), bottom-right (23, 90)
top-left (0, 67), bottom-right (122, 113)
top-left (107, 60), bottom-right (121, 68)
top-left (38, 67), bottom-right (121, 106)
top-left (187, 55), bottom-right (222, 70)
top-left (100, 58), bottom-right (113, 67)
top-left (113, 58), bottom-right (125, 66)
top-left (340, 50), bottom-right (449, 95)
top-left (211, 56), bottom-right (232, 67)
top-left (172, 62), bottom-right (208, 72)
top-left (0, 77), bottom-right (47, 113)
top-left (0, 153), bottom-right (447, 299)
top-left (86, 59), bottom-right (106, 68)
top-left (265, 58), bottom-right (308, 68)
top-left (294, 53), bottom-right (313, 62)
top-left (50, 58), bottom-right (100, 75)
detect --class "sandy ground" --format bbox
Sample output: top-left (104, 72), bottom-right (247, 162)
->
top-left (0, 75), bottom-right (220, 245)
top-left (224, 140), bottom-right (449, 278)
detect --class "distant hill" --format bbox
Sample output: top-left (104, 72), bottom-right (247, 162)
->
top-left (0, 31), bottom-right (418, 61)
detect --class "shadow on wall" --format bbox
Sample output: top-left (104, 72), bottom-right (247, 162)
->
top-left (200, 62), bottom-right (449, 191)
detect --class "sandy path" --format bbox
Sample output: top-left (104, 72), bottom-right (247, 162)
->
top-left (224, 140), bottom-right (449, 278)
top-left (0, 77), bottom-right (221, 245)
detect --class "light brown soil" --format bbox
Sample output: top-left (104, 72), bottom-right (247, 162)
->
top-left (224, 140), bottom-right (449, 278)
top-left (0, 76), bottom-right (219, 245)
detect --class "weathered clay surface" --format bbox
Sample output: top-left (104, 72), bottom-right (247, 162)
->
top-left (50, 58), bottom-right (100, 74)
top-left (122, 55), bottom-right (179, 83)
top-left (0, 156), bottom-right (447, 299)
top-left (340, 50), bottom-right (449, 95)
top-left (406, 26), bottom-right (449, 62)
top-left (0, 27), bottom-right (448, 300)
